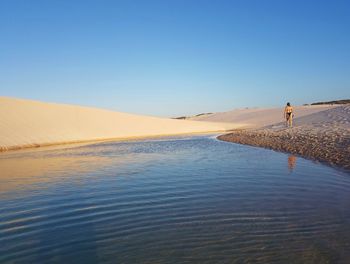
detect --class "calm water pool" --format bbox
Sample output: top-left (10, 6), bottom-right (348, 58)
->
top-left (1, 136), bottom-right (350, 263)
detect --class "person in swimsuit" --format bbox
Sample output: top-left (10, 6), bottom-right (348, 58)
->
top-left (284, 102), bottom-right (293, 127)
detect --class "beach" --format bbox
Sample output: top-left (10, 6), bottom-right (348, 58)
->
top-left (217, 105), bottom-right (350, 170)
top-left (1, 97), bottom-right (349, 170)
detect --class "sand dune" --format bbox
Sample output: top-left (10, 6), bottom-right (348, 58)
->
top-left (190, 105), bottom-right (336, 128)
top-left (0, 97), bottom-right (245, 151)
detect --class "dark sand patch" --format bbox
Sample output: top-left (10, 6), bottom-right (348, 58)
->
top-left (218, 106), bottom-right (350, 171)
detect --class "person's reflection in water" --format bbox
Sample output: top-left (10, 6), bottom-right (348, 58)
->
top-left (288, 155), bottom-right (297, 172)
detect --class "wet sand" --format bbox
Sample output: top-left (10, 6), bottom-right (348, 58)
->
top-left (218, 105), bottom-right (350, 170)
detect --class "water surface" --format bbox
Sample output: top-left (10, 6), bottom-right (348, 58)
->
top-left (1, 136), bottom-right (350, 263)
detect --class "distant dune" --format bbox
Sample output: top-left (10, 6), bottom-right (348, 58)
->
top-left (189, 105), bottom-right (337, 128)
top-left (0, 97), bottom-right (245, 151)
top-left (310, 99), bottom-right (350, 105)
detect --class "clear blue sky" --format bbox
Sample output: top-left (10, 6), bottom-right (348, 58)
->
top-left (1, 0), bottom-right (349, 117)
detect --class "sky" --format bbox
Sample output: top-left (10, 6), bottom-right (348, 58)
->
top-left (1, 0), bottom-right (349, 117)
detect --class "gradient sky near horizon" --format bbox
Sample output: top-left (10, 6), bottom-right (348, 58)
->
top-left (1, 0), bottom-right (349, 117)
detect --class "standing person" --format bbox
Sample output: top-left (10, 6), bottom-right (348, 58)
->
top-left (284, 102), bottom-right (293, 127)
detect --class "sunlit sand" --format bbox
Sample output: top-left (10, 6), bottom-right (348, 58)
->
top-left (0, 97), bottom-right (246, 152)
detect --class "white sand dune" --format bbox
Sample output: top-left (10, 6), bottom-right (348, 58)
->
top-left (284, 105), bottom-right (350, 129)
top-left (190, 105), bottom-right (337, 128)
top-left (0, 97), bottom-right (245, 151)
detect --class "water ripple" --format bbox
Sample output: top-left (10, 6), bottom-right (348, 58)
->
top-left (1, 136), bottom-right (350, 263)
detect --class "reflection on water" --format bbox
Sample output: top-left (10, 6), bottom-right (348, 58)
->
top-left (0, 152), bottom-right (111, 193)
top-left (0, 140), bottom-right (167, 194)
top-left (288, 155), bottom-right (297, 172)
top-left (0, 136), bottom-right (350, 263)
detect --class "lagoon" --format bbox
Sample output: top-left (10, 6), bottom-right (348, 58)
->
top-left (1, 136), bottom-right (350, 263)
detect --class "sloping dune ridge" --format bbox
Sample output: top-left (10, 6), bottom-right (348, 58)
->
top-left (190, 105), bottom-right (337, 128)
top-left (0, 97), bottom-right (245, 151)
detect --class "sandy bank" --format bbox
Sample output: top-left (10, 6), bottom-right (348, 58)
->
top-left (0, 97), bottom-right (246, 152)
top-left (218, 105), bottom-right (350, 170)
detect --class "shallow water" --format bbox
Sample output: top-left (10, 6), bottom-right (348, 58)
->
top-left (1, 136), bottom-right (350, 263)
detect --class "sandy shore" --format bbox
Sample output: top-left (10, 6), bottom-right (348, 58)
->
top-left (0, 97), bottom-right (246, 152)
top-left (2, 96), bottom-right (349, 171)
top-left (218, 105), bottom-right (350, 170)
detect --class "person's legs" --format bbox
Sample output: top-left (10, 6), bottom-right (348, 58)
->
top-left (289, 113), bottom-right (293, 127)
top-left (286, 114), bottom-right (290, 127)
